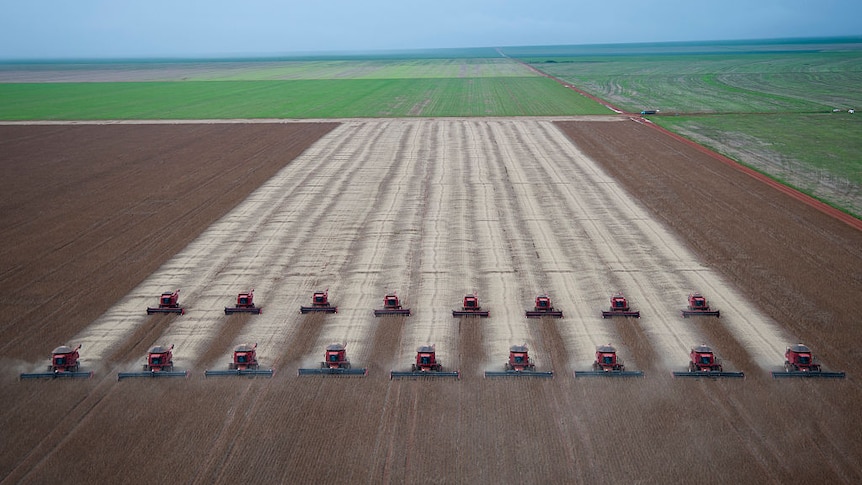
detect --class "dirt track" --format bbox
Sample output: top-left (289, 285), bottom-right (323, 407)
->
top-left (1, 118), bottom-right (860, 483)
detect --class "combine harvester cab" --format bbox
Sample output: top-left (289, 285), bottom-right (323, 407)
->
top-left (298, 343), bottom-right (367, 376)
top-left (374, 292), bottom-right (411, 317)
top-left (772, 343), bottom-right (845, 379)
top-left (300, 289), bottom-right (337, 314)
top-left (390, 345), bottom-right (459, 379)
top-left (205, 343), bottom-right (274, 378)
top-left (146, 289), bottom-right (185, 315)
top-left (20, 344), bottom-right (93, 380)
top-left (681, 292), bottom-right (720, 318)
top-left (452, 293), bottom-right (489, 318)
top-left (672, 345), bottom-right (744, 378)
top-left (225, 289), bottom-right (262, 315)
top-left (118, 344), bottom-right (189, 380)
top-left (575, 344), bottom-right (643, 378)
top-left (526, 294), bottom-right (563, 318)
top-left (485, 345), bottom-right (553, 378)
top-left (601, 293), bottom-right (640, 318)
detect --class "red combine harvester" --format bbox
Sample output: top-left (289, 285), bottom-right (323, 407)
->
top-left (146, 289), bottom-right (185, 315)
top-left (374, 292), bottom-right (411, 317)
top-left (772, 343), bottom-right (845, 379)
top-left (225, 289), bottom-right (262, 315)
top-left (681, 292), bottom-right (720, 318)
top-left (205, 343), bottom-right (274, 377)
top-left (298, 343), bottom-right (367, 376)
top-left (575, 344), bottom-right (643, 378)
top-left (19, 344), bottom-right (93, 380)
top-left (452, 293), bottom-right (490, 318)
top-left (601, 293), bottom-right (640, 318)
top-left (300, 289), bottom-right (338, 314)
top-left (526, 294), bottom-right (563, 318)
top-left (673, 345), bottom-right (743, 378)
top-left (390, 345), bottom-right (459, 379)
top-left (485, 345), bottom-right (553, 378)
top-left (118, 344), bottom-right (189, 380)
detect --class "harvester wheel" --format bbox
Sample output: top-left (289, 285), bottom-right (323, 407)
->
top-left (344, 363), bottom-right (351, 369)
top-left (689, 362), bottom-right (697, 372)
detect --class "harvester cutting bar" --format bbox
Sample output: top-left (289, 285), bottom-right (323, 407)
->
top-left (389, 370), bottom-right (460, 379)
top-left (298, 367), bottom-right (368, 376)
top-left (484, 370), bottom-right (554, 378)
top-left (574, 370), bottom-right (644, 378)
top-left (452, 309), bottom-right (490, 318)
top-left (681, 310), bottom-right (720, 318)
top-left (300, 306), bottom-right (337, 314)
top-left (224, 307), bottom-right (262, 315)
top-left (772, 370), bottom-right (846, 379)
top-left (374, 308), bottom-right (411, 317)
top-left (672, 370), bottom-right (744, 378)
top-left (146, 307), bottom-right (185, 315)
top-left (117, 370), bottom-right (189, 381)
top-left (601, 310), bottom-right (640, 318)
top-left (525, 310), bottom-right (563, 318)
top-left (204, 369), bottom-right (274, 378)
top-left (19, 371), bottom-right (93, 380)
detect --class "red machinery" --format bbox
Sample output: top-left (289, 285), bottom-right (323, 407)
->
top-left (298, 343), bottom-right (367, 376)
top-left (485, 345), bottom-right (553, 378)
top-left (681, 292), bottom-right (720, 318)
top-left (772, 343), bottom-right (845, 378)
top-left (300, 289), bottom-right (338, 314)
top-left (673, 345), bottom-right (743, 378)
top-left (225, 289), bottom-right (262, 315)
top-left (391, 345), bottom-right (459, 379)
top-left (601, 293), bottom-right (640, 318)
top-left (146, 289), bottom-right (185, 315)
top-left (205, 343), bottom-right (274, 377)
top-left (19, 344), bottom-right (93, 380)
top-left (452, 293), bottom-right (489, 318)
top-left (575, 344), bottom-right (643, 377)
top-left (374, 292), bottom-right (411, 317)
top-left (526, 294), bottom-right (563, 318)
top-left (118, 344), bottom-right (188, 380)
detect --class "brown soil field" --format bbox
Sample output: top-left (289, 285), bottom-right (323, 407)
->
top-left (1, 118), bottom-right (861, 484)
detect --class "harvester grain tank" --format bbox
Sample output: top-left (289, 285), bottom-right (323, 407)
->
top-left (390, 345), bottom-right (459, 379)
top-left (298, 343), bottom-right (367, 376)
top-left (19, 344), bottom-right (93, 380)
top-left (575, 344), bottom-right (643, 378)
top-left (452, 293), bottom-right (489, 318)
top-left (205, 343), bottom-right (274, 377)
top-left (300, 289), bottom-right (338, 314)
top-left (672, 345), bottom-right (743, 378)
top-left (526, 294), bottom-right (563, 318)
top-left (771, 343), bottom-right (845, 379)
top-left (118, 344), bottom-right (189, 380)
top-left (146, 289), bottom-right (185, 315)
top-left (601, 293), bottom-right (640, 318)
top-left (485, 345), bottom-right (553, 378)
top-left (681, 292), bottom-right (720, 318)
top-left (225, 289), bottom-right (262, 315)
top-left (374, 292), bottom-right (411, 317)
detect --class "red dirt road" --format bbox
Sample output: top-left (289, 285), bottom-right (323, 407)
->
top-left (1, 119), bottom-right (860, 483)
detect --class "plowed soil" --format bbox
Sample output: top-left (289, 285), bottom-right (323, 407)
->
top-left (1, 118), bottom-right (860, 484)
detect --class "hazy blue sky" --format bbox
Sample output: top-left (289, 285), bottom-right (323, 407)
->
top-left (1, 0), bottom-right (860, 59)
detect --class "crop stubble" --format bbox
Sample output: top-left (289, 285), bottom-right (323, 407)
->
top-left (1, 118), bottom-right (861, 483)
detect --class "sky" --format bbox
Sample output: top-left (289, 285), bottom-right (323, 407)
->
top-left (1, 0), bottom-right (861, 59)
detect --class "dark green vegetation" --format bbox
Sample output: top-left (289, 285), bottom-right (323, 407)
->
top-left (511, 37), bottom-right (862, 217)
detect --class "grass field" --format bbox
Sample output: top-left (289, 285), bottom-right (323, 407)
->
top-left (511, 37), bottom-right (862, 217)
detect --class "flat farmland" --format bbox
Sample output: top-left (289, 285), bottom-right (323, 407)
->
top-left (1, 118), bottom-right (861, 483)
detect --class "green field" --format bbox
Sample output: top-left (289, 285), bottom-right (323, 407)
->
top-left (509, 37), bottom-right (862, 216)
top-left (0, 77), bottom-right (610, 119)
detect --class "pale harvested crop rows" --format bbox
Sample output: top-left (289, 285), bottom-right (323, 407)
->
top-left (1, 119), bottom-right (861, 483)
